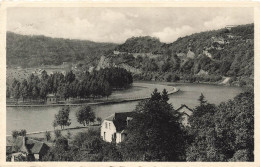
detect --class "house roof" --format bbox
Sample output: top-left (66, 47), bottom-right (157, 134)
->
top-left (10, 136), bottom-right (49, 154)
top-left (176, 104), bottom-right (193, 116)
top-left (105, 112), bottom-right (136, 132)
top-left (176, 104), bottom-right (193, 112)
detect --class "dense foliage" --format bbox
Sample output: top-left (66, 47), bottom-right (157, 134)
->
top-left (76, 105), bottom-right (96, 126)
top-left (119, 89), bottom-right (187, 161)
top-left (113, 24), bottom-right (254, 86)
top-left (7, 67), bottom-right (132, 102)
top-left (7, 32), bottom-right (116, 67)
top-left (186, 89), bottom-right (254, 161)
top-left (42, 128), bottom-right (122, 161)
top-left (115, 36), bottom-right (163, 53)
top-left (54, 106), bottom-right (71, 129)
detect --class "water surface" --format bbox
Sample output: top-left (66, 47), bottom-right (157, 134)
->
top-left (6, 83), bottom-right (242, 135)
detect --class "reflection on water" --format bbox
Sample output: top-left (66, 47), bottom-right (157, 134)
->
top-left (6, 83), bottom-right (242, 135)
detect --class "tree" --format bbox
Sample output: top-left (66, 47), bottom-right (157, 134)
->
top-left (161, 89), bottom-right (169, 102)
top-left (150, 88), bottom-right (161, 101)
top-left (186, 102), bottom-right (218, 161)
top-left (214, 90), bottom-right (254, 161)
top-left (41, 70), bottom-right (48, 81)
top-left (19, 129), bottom-right (27, 136)
top-left (54, 106), bottom-right (71, 129)
top-left (42, 137), bottom-right (72, 161)
top-left (76, 105), bottom-right (96, 126)
top-left (40, 84), bottom-right (48, 101)
top-left (32, 86), bottom-right (39, 99)
top-left (66, 130), bottom-right (72, 139)
top-left (45, 131), bottom-right (51, 141)
top-left (12, 130), bottom-right (19, 139)
top-left (54, 129), bottom-right (62, 139)
top-left (119, 89), bottom-right (186, 161)
top-left (186, 90), bottom-right (254, 162)
top-left (103, 81), bottom-right (112, 99)
top-left (198, 93), bottom-right (207, 106)
top-left (52, 120), bottom-right (58, 130)
top-left (102, 142), bottom-right (122, 161)
top-left (97, 117), bottom-right (102, 125)
top-left (20, 85), bottom-right (28, 102)
top-left (13, 83), bottom-right (20, 102)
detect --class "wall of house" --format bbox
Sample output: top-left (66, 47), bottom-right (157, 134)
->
top-left (181, 114), bottom-right (190, 126)
top-left (100, 120), bottom-right (117, 142)
top-left (116, 132), bottom-right (122, 143)
top-left (34, 154), bottom-right (39, 160)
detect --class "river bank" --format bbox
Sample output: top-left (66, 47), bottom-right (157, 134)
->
top-left (6, 83), bottom-right (179, 107)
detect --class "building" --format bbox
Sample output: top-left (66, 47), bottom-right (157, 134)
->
top-left (176, 104), bottom-right (193, 127)
top-left (46, 94), bottom-right (58, 104)
top-left (7, 136), bottom-right (50, 161)
top-left (101, 112), bottom-right (135, 143)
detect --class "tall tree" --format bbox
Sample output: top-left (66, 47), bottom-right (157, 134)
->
top-left (13, 82), bottom-right (21, 102)
top-left (119, 89), bottom-right (186, 161)
top-left (54, 106), bottom-right (71, 129)
top-left (75, 105), bottom-right (95, 126)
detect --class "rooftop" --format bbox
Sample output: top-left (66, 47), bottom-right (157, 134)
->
top-left (104, 112), bottom-right (136, 132)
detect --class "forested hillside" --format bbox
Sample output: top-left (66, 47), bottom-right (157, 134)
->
top-left (112, 24), bottom-right (254, 86)
top-left (6, 32), bottom-right (117, 67)
top-left (7, 24), bottom-right (254, 86)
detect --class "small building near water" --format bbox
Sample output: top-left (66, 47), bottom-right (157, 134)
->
top-left (46, 94), bottom-right (58, 104)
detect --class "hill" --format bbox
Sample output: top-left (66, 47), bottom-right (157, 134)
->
top-left (6, 24), bottom-right (254, 87)
top-left (111, 24), bottom-right (254, 86)
top-left (6, 32), bottom-right (117, 68)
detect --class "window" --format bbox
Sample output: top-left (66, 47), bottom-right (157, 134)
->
top-left (104, 132), bottom-right (106, 140)
top-left (109, 123), bottom-right (111, 129)
top-left (105, 122), bottom-right (107, 129)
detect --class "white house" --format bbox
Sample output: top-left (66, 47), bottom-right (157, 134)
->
top-left (101, 112), bottom-right (135, 143)
top-left (176, 104), bottom-right (193, 127)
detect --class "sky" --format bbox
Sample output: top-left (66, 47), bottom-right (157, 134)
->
top-left (7, 7), bottom-right (253, 43)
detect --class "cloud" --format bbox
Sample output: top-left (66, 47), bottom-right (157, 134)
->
top-left (7, 7), bottom-right (253, 43)
top-left (152, 26), bottom-right (194, 43)
top-left (204, 16), bottom-right (235, 30)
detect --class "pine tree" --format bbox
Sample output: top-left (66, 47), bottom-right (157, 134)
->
top-left (150, 88), bottom-right (161, 101)
top-left (161, 89), bottom-right (169, 102)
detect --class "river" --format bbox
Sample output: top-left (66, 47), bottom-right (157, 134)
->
top-left (6, 82), bottom-right (243, 135)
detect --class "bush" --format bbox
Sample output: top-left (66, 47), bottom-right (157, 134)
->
top-left (54, 129), bottom-right (62, 139)
top-left (12, 130), bottom-right (19, 139)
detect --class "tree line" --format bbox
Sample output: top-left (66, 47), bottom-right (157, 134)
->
top-left (7, 67), bottom-right (133, 102)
